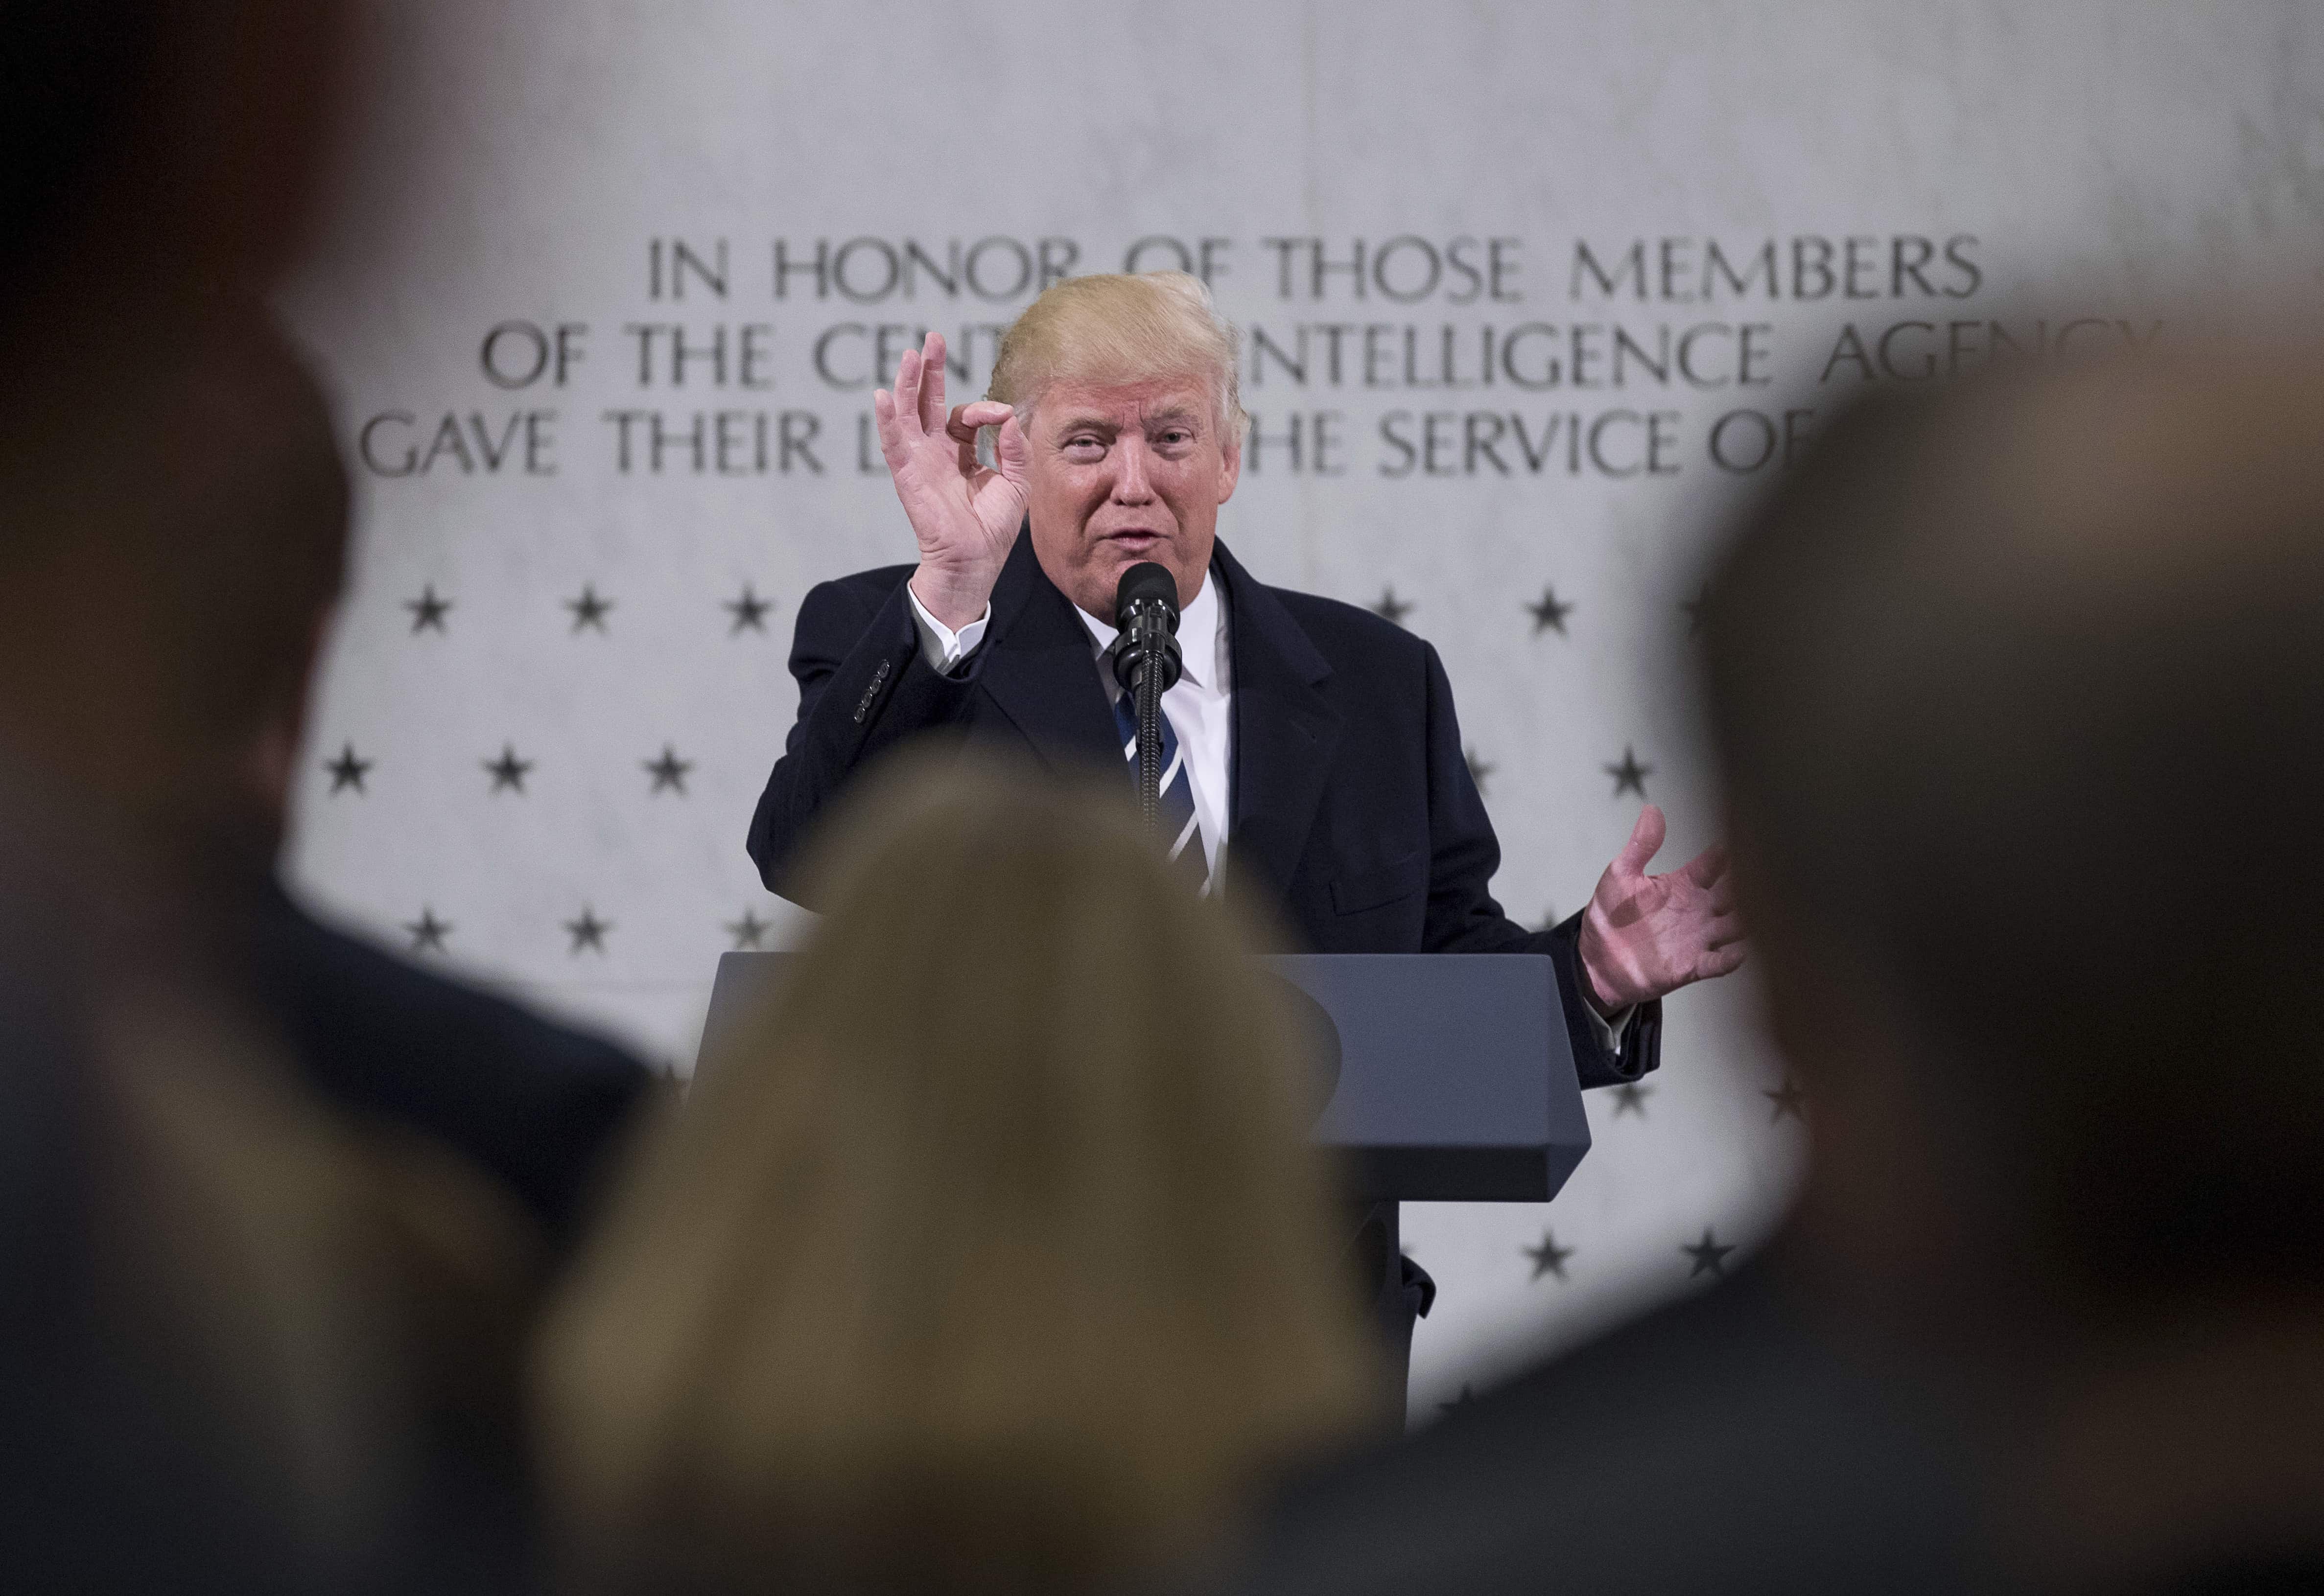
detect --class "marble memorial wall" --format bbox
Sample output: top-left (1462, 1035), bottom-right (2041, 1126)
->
top-left (282, 0), bottom-right (2324, 1411)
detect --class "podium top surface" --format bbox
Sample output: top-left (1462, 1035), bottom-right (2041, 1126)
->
top-left (696, 950), bottom-right (1588, 1202)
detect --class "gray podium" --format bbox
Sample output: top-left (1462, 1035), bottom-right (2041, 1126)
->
top-left (697, 950), bottom-right (1592, 1204)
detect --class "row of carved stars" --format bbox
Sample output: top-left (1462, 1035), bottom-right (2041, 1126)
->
top-left (1594, 1077), bottom-right (1808, 1127)
top-left (1422, 1198), bottom-right (1795, 1416)
top-left (321, 740), bottom-right (1655, 804)
top-left (389, 891), bottom-right (1675, 960)
top-left (323, 743), bottom-right (1654, 804)
top-left (1506, 1207), bottom-right (1783, 1286)
top-left (366, 579), bottom-right (1656, 802)
top-left (395, 903), bottom-right (793, 957)
top-left (1461, 744), bottom-right (1653, 801)
top-left (1368, 583), bottom-right (1709, 636)
top-left (319, 742), bottom-right (701, 795)
top-left (382, 582), bottom-right (1708, 642)
top-left (1507, 1083), bottom-right (1805, 1282)
top-left (1512, 1216), bottom-right (1762, 1286)
top-left (393, 583), bottom-right (779, 636)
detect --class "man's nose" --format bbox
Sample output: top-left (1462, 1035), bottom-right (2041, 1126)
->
top-left (1111, 437), bottom-right (1156, 504)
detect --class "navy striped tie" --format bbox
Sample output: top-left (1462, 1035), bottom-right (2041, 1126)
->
top-left (1111, 689), bottom-right (1210, 892)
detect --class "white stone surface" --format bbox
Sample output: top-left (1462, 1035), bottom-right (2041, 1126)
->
top-left (280, 0), bottom-right (2324, 1415)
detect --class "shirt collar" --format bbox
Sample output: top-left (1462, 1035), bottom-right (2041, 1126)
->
top-left (1075, 570), bottom-right (1221, 691)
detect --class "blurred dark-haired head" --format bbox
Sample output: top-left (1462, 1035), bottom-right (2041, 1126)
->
top-left (0, 0), bottom-right (356, 871)
top-left (0, 0), bottom-right (350, 333)
top-left (0, 306), bottom-right (348, 860)
top-left (1698, 342), bottom-right (2324, 1328)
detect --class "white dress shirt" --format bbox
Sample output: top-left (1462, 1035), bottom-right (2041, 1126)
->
top-left (904, 572), bottom-right (1633, 1051)
top-left (907, 574), bottom-right (1232, 876)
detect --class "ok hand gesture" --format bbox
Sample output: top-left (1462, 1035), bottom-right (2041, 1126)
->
top-left (874, 331), bottom-right (1032, 629)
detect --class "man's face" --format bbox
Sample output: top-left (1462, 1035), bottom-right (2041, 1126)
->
top-left (1022, 372), bottom-right (1241, 618)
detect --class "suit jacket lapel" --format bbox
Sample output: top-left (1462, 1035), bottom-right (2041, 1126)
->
top-left (975, 532), bottom-right (1122, 774)
top-left (1217, 541), bottom-right (1341, 902)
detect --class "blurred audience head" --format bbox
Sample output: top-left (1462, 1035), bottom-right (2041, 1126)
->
top-left (0, 304), bottom-right (348, 857)
top-left (0, 0), bottom-right (351, 338)
top-left (0, 290), bottom-right (484, 1594)
top-left (0, 9), bottom-right (494, 1591)
top-left (1700, 336), bottom-right (2324, 1585)
top-left (539, 756), bottom-right (1379, 1595)
top-left (1702, 339), bottom-right (2324, 1322)
top-left (0, 0), bottom-right (355, 863)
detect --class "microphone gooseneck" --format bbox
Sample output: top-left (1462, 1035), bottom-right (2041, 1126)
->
top-left (1113, 562), bottom-right (1183, 836)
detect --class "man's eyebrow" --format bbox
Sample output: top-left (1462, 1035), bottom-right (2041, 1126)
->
top-left (1050, 402), bottom-right (1204, 436)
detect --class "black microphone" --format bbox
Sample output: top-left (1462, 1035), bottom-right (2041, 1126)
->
top-left (1112, 561), bottom-right (1183, 694)
top-left (1112, 562), bottom-right (1183, 833)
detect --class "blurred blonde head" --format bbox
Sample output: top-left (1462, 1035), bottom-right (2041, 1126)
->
top-left (988, 271), bottom-right (1246, 438)
top-left (538, 755), bottom-right (1378, 1594)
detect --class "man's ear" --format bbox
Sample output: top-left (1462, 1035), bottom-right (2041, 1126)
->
top-left (1217, 422), bottom-right (1243, 506)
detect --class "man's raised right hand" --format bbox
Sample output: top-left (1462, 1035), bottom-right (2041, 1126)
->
top-left (873, 331), bottom-right (1031, 631)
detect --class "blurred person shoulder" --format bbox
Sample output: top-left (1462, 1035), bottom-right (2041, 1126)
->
top-left (1223, 1261), bottom-right (1982, 1596)
top-left (0, 774), bottom-right (539, 1593)
top-left (93, 943), bottom-right (552, 1595)
top-left (241, 880), bottom-right (658, 1254)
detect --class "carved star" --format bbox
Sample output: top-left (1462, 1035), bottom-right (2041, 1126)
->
top-left (1604, 744), bottom-right (1653, 799)
top-left (404, 584), bottom-right (452, 634)
top-left (483, 743), bottom-right (533, 794)
top-left (1370, 587), bottom-right (1412, 627)
top-left (1611, 1081), bottom-right (1653, 1118)
top-left (1526, 585), bottom-right (1573, 637)
top-left (564, 906), bottom-right (611, 955)
top-left (324, 742), bottom-right (372, 794)
top-left (1524, 1230), bottom-right (1574, 1281)
top-left (643, 744), bottom-right (693, 795)
top-left (1681, 583), bottom-right (1710, 635)
top-left (403, 908), bottom-right (451, 954)
top-left (725, 910), bottom-right (770, 950)
top-left (566, 583), bottom-right (614, 633)
top-left (1465, 745), bottom-right (1495, 795)
top-left (725, 584), bottom-right (774, 634)
top-left (1764, 1077), bottom-right (1808, 1123)
top-left (1683, 1226), bottom-right (1737, 1278)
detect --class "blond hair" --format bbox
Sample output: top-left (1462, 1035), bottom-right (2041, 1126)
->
top-left (537, 755), bottom-right (1379, 1595)
top-left (987, 271), bottom-right (1246, 439)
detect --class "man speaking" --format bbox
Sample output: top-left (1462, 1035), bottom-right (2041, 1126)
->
top-left (748, 273), bottom-right (1741, 1372)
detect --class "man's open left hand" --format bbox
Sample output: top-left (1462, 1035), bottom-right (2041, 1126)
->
top-left (1576, 805), bottom-right (1745, 1013)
